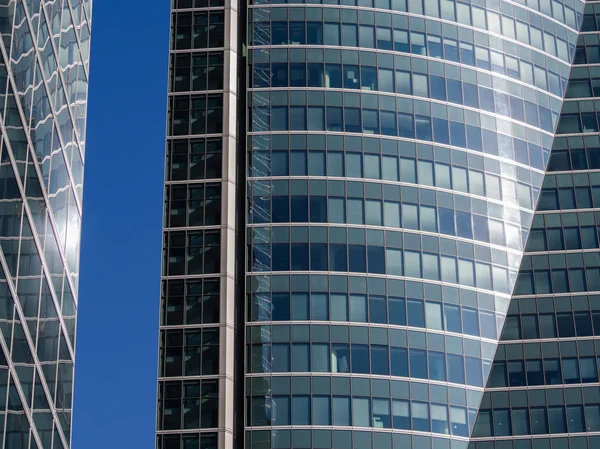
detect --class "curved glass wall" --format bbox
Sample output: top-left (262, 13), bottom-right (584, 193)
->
top-left (0, 1), bottom-right (91, 448)
top-left (244, 0), bottom-right (585, 447)
top-left (469, 2), bottom-right (600, 448)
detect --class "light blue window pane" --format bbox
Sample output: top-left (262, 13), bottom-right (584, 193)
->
top-left (413, 73), bottom-right (429, 97)
top-left (290, 151), bottom-right (307, 176)
top-left (330, 294), bottom-right (348, 321)
top-left (272, 107), bottom-right (289, 131)
top-left (308, 107), bottom-right (325, 130)
top-left (512, 408), bottom-right (530, 435)
top-left (273, 396), bottom-right (291, 426)
top-left (476, 263), bottom-right (492, 290)
top-left (493, 266), bottom-right (509, 294)
top-left (431, 404), bottom-right (449, 434)
top-left (272, 151), bottom-right (289, 176)
top-left (290, 107), bottom-right (306, 130)
top-left (379, 68), bottom-right (394, 93)
top-left (435, 163), bottom-right (451, 189)
top-left (292, 344), bottom-right (310, 372)
top-left (386, 248), bottom-right (403, 275)
top-left (447, 354), bottom-right (465, 384)
top-left (441, 0), bottom-right (455, 20)
top-left (347, 199), bottom-right (364, 224)
top-left (324, 24), bottom-right (340, 45)
top-left (364, 154), bottom-right (381, 179)
top-left (421, 206), bottom-right (437, 233)
top-left (273, 344), bottom-right (291, 372)
top-left (312, 344), bottom-right (330, 372)
top-left (363, 109), bottom-right (379, 133)
top-left (292, 293), bottom-right (309, 320)
top-left (441, 256), bottom-right (457, 283)
top-left (580, 357), bottom-right (598, 381)
top-left (393, 400), bottom-right (410, 429)
top-left (382, 156), bottom-right (399, 181)
top-left (450, 407), bottom-right (468, 436)
top-left (384, 202), bottom-right (400, 227)
top-left (457, 3), bottom-right (471, 25)
top-left (342, 24), bottom-right (358, 47)
top-left (396, 70), bottom-right (411, 95)
top-left (350, 294), bottom-right (368, 322)
top-left (366, 200), bottom-right (382, 226)
top-left (332, 344), bottom-right (350, 373)
top-left (293, 396), bottom-right (311, 425)
top-left (333, 397), bottom-right (351, 426)
top-left (458, 259), bottom-right (475, 287)
top-left (585, 405), bottom-right (600, 431)
top-left (328, 198), bottom-right (345, 223)
top-left (425, 301), bottom-right (443, 330)
top-left (311, 294), bottom-right (329, 320)
top-left (359, 25), bottom-right (375, 48)
top-left (346, 153), bottom-right (362, 177)
top-left (567, 406), bottom-right (584, 433)
top-left (407, 299), bottom-right (425, 327)
top-left (417, 161), bottom-right (434, 186)
top-left (429, 351), bottom-right (446, 381)
top-left (462, 308), bottom-right (479, 336)
top-left (469, 171), bottom-right (485, 196)
top-left (444, 305), bottom-right (461, 333)
top-left (404, 251), bottom-right (422, 278)
top-left (563, 358), bottom-right (580, 383)
top-left (309, 151), bottom-right (326, 176)
top-left (313, 397), bottom-right (332, 425)
top-left (423, 253), bottom-right (439, 280)
top-left (412, 401), bottom-right (430, 432)
top-left (548, 407), bottom-right (566, 433)
top-left (402, 203), bottom-right (419, 229)
top-left (328, 152), bottom-right (344, 176)
top-left (353, 398), bottom-right (371, 426)
top-left (373, 399), bottom-right (391, 428)
top-left (400, 157), bottom-right (416, 183)
top-left (408, 0), bottom-right (423, 14)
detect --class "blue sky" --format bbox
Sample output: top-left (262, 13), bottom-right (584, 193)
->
top-left (72, 2), bottom-right (170, 447)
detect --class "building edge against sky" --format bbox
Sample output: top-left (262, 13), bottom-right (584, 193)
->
top-left (0, 1), bottom-right (91, 449)
top-left (157, 0), bottom-right (600, 448)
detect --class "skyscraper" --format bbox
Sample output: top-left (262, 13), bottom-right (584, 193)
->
top-left (0, 1), bottom-right (91, 448)
top-left (159, 0), bottom-right (600, 448)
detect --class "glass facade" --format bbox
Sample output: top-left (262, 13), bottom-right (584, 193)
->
top-left (468, 2), bottom-right (600, 448)
top-left (0, 1), bottom-right (91, 448)
top-left (160, 0), bottom-right (600, 446)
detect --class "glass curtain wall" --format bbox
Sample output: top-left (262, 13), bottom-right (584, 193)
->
top-left (470, 3), bottom-right (600, 449)
top-left (245, 0), bottom-right (584, 448)
top-left (159, 0), bottom-right (241, 448)
top-left (0, 1), bottom-right (91, 448)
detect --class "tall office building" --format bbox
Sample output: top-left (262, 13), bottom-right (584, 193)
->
top-left (0, 1), bottom-right (91, 449)
top-left (159, 0), bottom-right (600, 447)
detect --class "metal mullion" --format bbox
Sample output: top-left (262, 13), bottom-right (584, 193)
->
top-left (22, 0), bottom-right (85, 212)
top-left (62, 0), bottom-right (89, 83)
top-left (0, 96), bottom-right (76, 363)
top-left (0, 22), bottom-right (82, 311)
top-left (0, 327), bottom-right (43, 449)
top-left (35, 0), bottom-right (87, 170)
top-left (0, 249), bottom-right (69, 449)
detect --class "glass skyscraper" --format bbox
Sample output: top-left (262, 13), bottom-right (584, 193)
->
top-left (159, 0), bottom-right (600, 447)
top-left (0, 1), bottom-right (91, 449)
